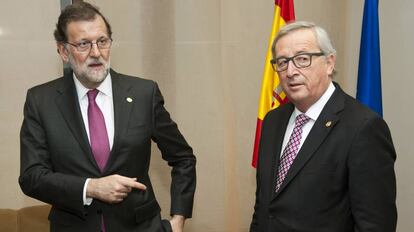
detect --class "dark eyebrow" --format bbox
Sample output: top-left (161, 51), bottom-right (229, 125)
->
top-left (75, 39), bottom-right (90, 43)
top-left (97, 36), bottom-right (109, 41)
top-left (74, 36), bottom-right (109, 43)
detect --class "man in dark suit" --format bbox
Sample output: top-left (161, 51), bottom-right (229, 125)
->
top-left (19, 2), bottom-right (196, 232)
top-left (250, 21), bottom-right (397, 231)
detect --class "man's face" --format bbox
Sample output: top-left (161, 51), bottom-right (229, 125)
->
top-left (275, 28), bottom-right (335, 112)
top-left (58, 15), bottom-right (111, 89)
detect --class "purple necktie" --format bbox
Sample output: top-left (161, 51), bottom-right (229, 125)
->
top-left (275, 114), bottom-right (310, 192)
top-left (87, 89), bottom-right (110, 172)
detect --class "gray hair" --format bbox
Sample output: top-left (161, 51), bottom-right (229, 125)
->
top-left (271, 21), bottom-right (336, 58)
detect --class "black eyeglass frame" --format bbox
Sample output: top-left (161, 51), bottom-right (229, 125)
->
top-left (270, 52), bottom-right (325, 72)
top-left (65, 38), bottom-right (113, 53)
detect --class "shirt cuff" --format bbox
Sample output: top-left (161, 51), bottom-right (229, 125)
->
top-left (83, 178), bottom-right (93, 205)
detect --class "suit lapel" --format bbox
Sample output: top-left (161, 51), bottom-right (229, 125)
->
top-left (273, 84), bottom-right (345, 198)
top-left (55, 69), bottom-right (95, 167)
top-left (104, 70), bottom-right (134, 172)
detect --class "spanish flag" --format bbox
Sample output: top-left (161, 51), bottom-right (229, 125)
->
top-left (252, 0), bottom-right (295, 168)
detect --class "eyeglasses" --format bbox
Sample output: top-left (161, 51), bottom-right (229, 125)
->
top-left (270, 52), bottom-right (325, 72)
top-left (65, 38), bottom-right (113, 53)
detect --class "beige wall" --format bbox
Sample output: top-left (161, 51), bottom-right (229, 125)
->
top-left (380, 1), bottom-right (414, 231)
top-left (0, 0), bottom-right (62, 208)
top-left (0, 0), bottom-right (412, 231)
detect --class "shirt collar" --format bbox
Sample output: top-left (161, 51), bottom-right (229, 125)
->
top-left (293, 81), bottom-right (336, 121)
top-left (73, 72), bottom-right (113, 100)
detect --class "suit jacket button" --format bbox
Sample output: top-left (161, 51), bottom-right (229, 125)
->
top-left (268, 215), bottom-right (274, 219)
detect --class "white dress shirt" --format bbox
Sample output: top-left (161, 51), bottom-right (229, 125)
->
top-left (73, 73), bottom-right (115, 205)
top-left (280, 82), bottom-right (336, 157)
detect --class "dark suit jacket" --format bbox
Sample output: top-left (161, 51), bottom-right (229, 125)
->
top-left (250, 83), bottom-right (397, 232)
top-left (19, 69), bottom-right (196, 232)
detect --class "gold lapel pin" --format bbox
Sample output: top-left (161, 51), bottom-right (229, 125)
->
top-left (325, 121), bottom-right (332, 127)
top-left (126, 97), bottom-right (133, 103)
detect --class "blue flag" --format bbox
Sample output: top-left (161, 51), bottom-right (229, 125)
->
top-left (357, 0), bottom-right (382, 116)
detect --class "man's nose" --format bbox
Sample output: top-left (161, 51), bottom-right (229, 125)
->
top-left (285, 60), bottom-right (298, 78)
top-left (89, 43), bottom-right (101, 57)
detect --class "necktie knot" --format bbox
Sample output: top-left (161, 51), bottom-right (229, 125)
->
top-left (295, 114), bottom-right (311, 128)
top-left (87, 89), bottom-right (99, 102)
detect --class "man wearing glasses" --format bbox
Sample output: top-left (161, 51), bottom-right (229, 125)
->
top-left (19, 2), bottom-right (195, 232)
top-left (250, 21), bottom-right (397, 231)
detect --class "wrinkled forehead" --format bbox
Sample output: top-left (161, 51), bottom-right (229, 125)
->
top-left (275, 28), bottom-right (319, 55)
top-left (66, 15), bottom-right (108, 37)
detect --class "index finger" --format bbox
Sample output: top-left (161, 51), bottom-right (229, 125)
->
top-left (121, 177), bottom-right (147, 190)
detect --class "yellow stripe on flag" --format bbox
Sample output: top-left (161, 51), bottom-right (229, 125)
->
top-left (257, 6), bottom-right (287, 120)
top-left (252, 0), bottom-right (295, 168)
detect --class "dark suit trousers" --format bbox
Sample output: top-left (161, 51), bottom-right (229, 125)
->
top-left (50, 213), bottom-right (172, 232)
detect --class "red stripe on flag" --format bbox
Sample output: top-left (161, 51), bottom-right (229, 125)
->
top-left (252, 119), bottom-right (263, 168)
top-left (276, 0), bottom-right (295, 22)
top-left (273, 91), bottom-right (284, 105)
top-left (273, 91), bottom-right (289, 105)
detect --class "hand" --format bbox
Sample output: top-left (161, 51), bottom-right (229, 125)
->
top-left (169, 215), bottom-right (185, 232)
top-left (86, 174), bottom-right (146, 204)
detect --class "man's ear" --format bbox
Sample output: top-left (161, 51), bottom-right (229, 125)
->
top-left (326, 54), bottom-right (336, 76)
top-left (57, 43), bottom-right (69, 63)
